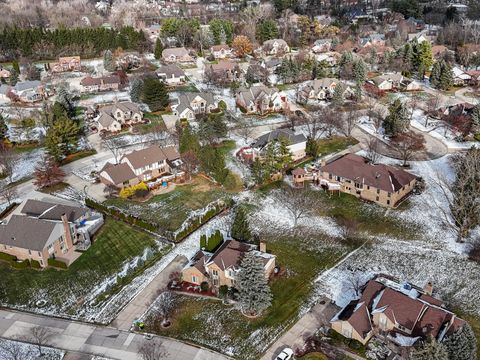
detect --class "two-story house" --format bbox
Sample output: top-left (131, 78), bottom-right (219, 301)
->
top-left (262, 39), bottom-right (290, 56)
top-left (331, 278), bottom-right (466, 351)
top-left (318, 153), bottom-right (417, 208)
top-left (250, 128), bottom-right (307, 162)
top-left (236, 84), bottom-right (287, 115)
top-left (96, 102), bottom-right (143, 133)
top-left (205, 60), bottom-right (242, 83)
top-left (296, 78), bottom-right (339, 104)
top-left (99, 145), bottom-right (182, 188)
top-left (312, 39), bottom-right (333, 53)
top-left (162, 47), bottom-right (194, 63)
top-left (157, 64), bottom-right (186, 85)
top-left (210, 44), bottom-right (233, 59)
top-left (80, 75), bottom-right (122, 93)
top-left (182, 239), bottom-right (276, 289)
top-left (172, 92), bottom-right (218, 120)
top-left (0, 198), bottom-right (103, 267)
top-left (50, 56), bottom-right (81, 73)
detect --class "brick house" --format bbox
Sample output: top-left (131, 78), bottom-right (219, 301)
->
top-left (50, 56), bottom-right (81, 73)
top-left (0, 199), bottom-right (103, 267)
top-left (172, 92), bottom-right (218, 120)
top-left (331, 278), bottom-right (466, 351)
top-left (296, 78), bottom-right (354, 104)
top-left (236, 85), bottom-right (288, 115)
top-left (99, 145), bottom-right (182, 188)
top-left (182, 239), bottom-right (276, 289)
top-left (96, 102), bottom-right (143, 133)
top-left (80, 75), bottom-right (121, 93)
top-left (205, 60), bottom-right (242, 83)
top-left (162, 47), bottom-right (194, 63)
top-left (317, 153), bottom-right (417, 208)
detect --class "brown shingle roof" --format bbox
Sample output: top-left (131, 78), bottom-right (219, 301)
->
top-left (21, 199), bottom-right (87, 222)
top-left (348, 302), bottom-right (372, 338)
top-left (101, 162), bottom-right (137, 185)
top-left (321, 154), bottom-right (416, 193)
top-left (207, 239), bottom-right (250, 271)
top-left (122, 145), bottom-right (179, 170)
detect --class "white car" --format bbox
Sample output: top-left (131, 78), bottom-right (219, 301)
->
top-left (275, 347), bottom-right (294, 360)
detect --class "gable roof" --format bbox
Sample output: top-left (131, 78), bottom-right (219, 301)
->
top-left (177, 92), bottom-right (216, 109)
top-left (320, 153), bottom-right (416, 193)
top-left (20, 199), bottom-right (87, 222)
top-left (237, 84), bottom-right (279, 105)
top-left (157, 64), bottom-right (185, 77)
top-left (14, 81), bottom-right (41, 92)
top-left (101, 162), bottom-right (137, 185)
top-left (0, 215), bottom-right (60, 251)
top-left (162, 47), bottom-right (189, 58)
top-left (98, 113), bottom-right (118, 128)
top-left (207, 239), bottom-right (251, 271)
top-left (122, 145), bottom-right (180, 170)
top-left (253, 128), bottom-right (307, 148)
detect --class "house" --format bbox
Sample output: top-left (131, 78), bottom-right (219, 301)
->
top-left (331, 277), bottom-right (466, 351)
top-left (80, 75), bottom-right (121, 93)
top-left (146, 24), bottom-right (161, 41)
top-left (99, 145), bottom-right (182, 188)
top-left (0, 67), bottom-right (11, 79)
top-left (12, 81), bottom-right (48, 102)
top-left (182, 239), bottom-right (276, 289)
top-left (210, 44), bottom-right (233, 59)
top-left (262, 39), bottom-right (290, 56)
top-left (0, 198), bottom-right (103, 267)
top-left (466, 70), bottom-right (480, 86)
top-left (172, 92), bottom-right (218, 120)
top-left (312, 39), bottom-right (333, 53)
top-left (205, 60), bottom-right (242, 83)
top-left (157, 64), bottom-right (186, 85)
top-left (50, 56), bottom-right (81, 73)
top-left (369, 73), bottom-right (404, 91)
top-left (452, 66), bottom-right (472, 86)
top-left (296, 78), bottom-right (339, 103)
top-left (236, 84), bottom-right (287, 115)
top-left (359, 34), bottom-right (386, 48)
top-left (402, 79), bottom-right (422, 91)
top-left (318, 153), bottom-right (417, 208)
top-left (96, 102), bottom-right (143, 132)
top-left (252, 128), bottom-right (307, 161)
top-left (162, 47), bottom-right (194, 63)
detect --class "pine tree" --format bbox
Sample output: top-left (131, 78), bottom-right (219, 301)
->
top-left (430, 61), bottom-right (442, 88)
top-left (412, 338), bottom-right (448, 360)
top-left (129, 78), bottom-right (144, 103)
top-left (384, 99), bottom-right (409, 136)
top-left (0, 113), bottom-right (8, 141)
top-left (103, 49), bottom-right (114, 71)
top-left (417, 41), bottom-right (433, 79)
top-left (332, 83), bottom-right (345, 107)
top-left (443, 323), bottom-right (477, 360)
top-left (154, 38), bottom-right (163, 60)
top-left (141, 78), bottom-right (169, 112)
top-left (231, 205), bottom-right (252, 243)
top-left (471, 105), bottom-right (480, 127)
top-left (353, 59), bottom-right (367, 86)
top-left (45, 117), bottom-right (80, 161)
top-left (237, 252), bottom-right (272, 316)
top-left (439, 61), bottom-right (453, 90)
top-left (179, 125), bottom-right (200, 154)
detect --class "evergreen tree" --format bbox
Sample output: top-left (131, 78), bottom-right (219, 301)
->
top-left (417, 41), bottom-right (433, 79)
top-left (430, 61), bottom-right (442, 88)
top-left (252, 157), bottom-right (268, 184)
top-left (384, 99), bottom-right (409, 136)
top-left (306, 137), bottom-right (321, 158)
top-left (231, 205), bottom-right (252, 243)
top-left (103, 49), bottom-right (114, 71)
top-left (237, 252), bottom-right (273, 316)
top-left (471, 105), bottom-right (480, 127)
top-left (141, 78), bottom-right (169, 112)
top-left (255, 20), bottom-right (279, 43)
top-left (209, 19), bottom-right (234, 44)
top-left (56, 86), bottom-right (75, 118)
top-left (199, 146), bottom-right (228, 183)
top-left (412, 338), bottom-right (448, 360)
top-left (0, 113), bottom-right (8, 141)
top-left (154, 38), bottom-right (163, 60)
top-left (443, 323), bottom-right (477, 360)
top-left (129, 78), bottom-right (144, 103)
top-left (353, 59), bottom-right (367, 86)
top-left (45, 117), bottom-right (80, 161)
top-left (439, 61), bottom-right (453, 90)
top-left (179, 125), bottom-right (200, 154)
top-left (332, 83), bottom-right (345, 107)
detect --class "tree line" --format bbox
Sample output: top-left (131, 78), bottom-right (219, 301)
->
top-left (0, 26), bottom-right (149, 61)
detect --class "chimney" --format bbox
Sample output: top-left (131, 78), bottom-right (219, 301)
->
top-left (259, 242), bottom-right (267, 253)
top-left (423, 281), bottom-right (433, 296)
top-left (61, 214), bottom-right (74, 250)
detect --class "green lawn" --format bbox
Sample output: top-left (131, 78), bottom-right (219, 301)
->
top-left (145, 237), bottom-right (348, 359)
top-left (105, 176), bottom-right (228, 233)
top-left (300, 353), bottom-right (329, 360)
top-left (0, 219), bottom-right (168, 316)
top-left (138, 112), bottom-right (166, 132)
top-left (316, 136), bottom-right (358, 157)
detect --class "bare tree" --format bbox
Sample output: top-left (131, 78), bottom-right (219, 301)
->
top-left (365, 137), bottom-right (381, 164)
top-left (335, 106), bottom-right (358, 137)
top-left (391, 131), bottom-right (426, 166)
top-left (147, 124), bottom-right (175, 148)
top-left (102, 136), bottom-right (127, 164)
top-left (272, 187), bottom-right (322, 228)
top-left (154, 289), bottom-right (176, 327)
top-left (138, 338), bottom-right (169, 360)
top-left (0, 185), bottom-right (18, 206)
top-left (0, 146), bottom-right (19, 183)
top-left (235, 117), bottom-right (255, 143)
top-left (28, 326), bottom-right (53, 357)
top-left (345, 270), bottom-right (365, 297)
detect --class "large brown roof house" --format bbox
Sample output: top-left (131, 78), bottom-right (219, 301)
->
top-left (318, 153), bottom-right (417, 208)
top-left (99, 145), bottom-right (183, 188)
top-left (331, 278), bottom-right (466, 354)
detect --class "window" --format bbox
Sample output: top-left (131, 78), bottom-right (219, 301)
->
top-left (387, 192), bottom-right (391, 198)
top-left (192, 275), bottom-right (198, 283)
top-left (367, 186), bottom-right (370, 190)
top-left (212, 270), bottom-right (219, 276)
top-left (354, 182), bottom-right (362, 189)
top-left (379, 315), bottom-right (387, 330)
top-left (376, 196), bottom-right (379, 201)
top-left (336, 176), bottom-right (341, 181)
top-left (28, 249), bottom-right (31, 255)
top-left (387, 200), bottom-right (390, 205)
top-left (38, 251), bottom-right (41, 256)
top-left (377, 189), bottom-right (380, 194)
top-left (329, 174), bottom-right (332, 180)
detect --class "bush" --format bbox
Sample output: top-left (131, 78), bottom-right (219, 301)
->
top-left (120, 182), bottom-right (149, 199)
top-left (218, 100), bottom-right (227, 111)
top-left (30, 259), bottom-right (42, 269)
top-left (11, 259), bottom-right (30, 269)
top-left (48, 258), bottom-right (68, 269)
top-left (238, 105), bottom-right (247, 113)
top-left (474, 133), bottom-right (480, 142)
top-left (223, 171), bottom-right (240, 190)
top-left (0, 252), bottom-right (17, 262)
top-left (200, 281), bottom-right (209, 291)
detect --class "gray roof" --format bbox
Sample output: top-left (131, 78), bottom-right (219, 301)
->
top-left (237, 85), bottom-right (278, 105)
top-left (13, 81), bottom-right (41, 92)
top-left (253, 128), bottom-right (306, 148)
top-left (177, 92), bottom-right (215, 113)
top-left (21, 199), bottom-right (88, 222)
top-left (0, 215), bottom-right (59, 251)
top-left (98, 113), bottom-right (118, 128)
top-left (157, 64), bottom-right (185, 77)
top-left (0, 85), bottom-right (9, 95)
top-left (162, 47), bottom-right (189, 58)
top-left (101, 162), bottom-right (137, 185)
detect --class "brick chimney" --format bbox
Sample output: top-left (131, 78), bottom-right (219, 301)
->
top-left (423, 281), bottom-right (433, 296)
top-left (259, 242), bottom-right (267, 253)
top-left (61, 214), bottom-right (74, 249)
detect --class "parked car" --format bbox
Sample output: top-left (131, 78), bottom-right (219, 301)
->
top-left (275, 347), bottom-right (294, 360)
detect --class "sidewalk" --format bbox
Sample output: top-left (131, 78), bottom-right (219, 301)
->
top-left (0, 309), bottom-right (227, 360)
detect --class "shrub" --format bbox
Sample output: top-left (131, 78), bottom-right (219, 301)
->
top-left (474, 133), bottom-right (480, 142)
top-left (223, 171), bottom-right (240, 190)
top-left (30, 259), bottom-right (42, 269)
top-left (0, 252), bottom-right (17, 262)
top-left (200, 281), bottom-right (209, 291)
top-left (218, 100), bottom-right (227, 111)
top-left (238, 105), bottom-right (247, 113)
top-left (11, 259), bottom-right (30, 269)
top-left (120, 182), bottom-right (149, 199)
top-left (48, 258), bottom-right (68, 269)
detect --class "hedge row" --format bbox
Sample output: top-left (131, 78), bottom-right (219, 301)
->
top-left (47, 258), bottom-right (68, 269)
top-left (85, 198), bottom-right (158, 233)
top-left (0, 251), bottom-right (17, 262)
top-left (0, 252), bottom-right (43, 270)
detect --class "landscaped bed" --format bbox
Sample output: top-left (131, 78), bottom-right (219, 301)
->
top-left (0, 218), bottom-right (171, 322)
top-left (104, 176), bottom-right (229, 234)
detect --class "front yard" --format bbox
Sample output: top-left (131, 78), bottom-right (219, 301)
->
top-left (104, 176), bottom-right (229, 233)
top-left (0, 218), bottom-right (170, 321)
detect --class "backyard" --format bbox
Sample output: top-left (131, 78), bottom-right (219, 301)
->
top-left (104, 176), bottom-right (229, 233)
top-left (0, 218), bottom-right (170, 320)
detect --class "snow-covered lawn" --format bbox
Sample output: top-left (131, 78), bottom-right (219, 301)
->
top-left (0, 148), bottom-right (44, 186)
top-left (0, 338), bottom-right (64, 360)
